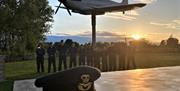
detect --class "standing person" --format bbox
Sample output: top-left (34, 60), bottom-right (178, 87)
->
top-left (101, 47), bottom-right (108, 72)
top-left (127, 45), bottom-right (136, 69)
top-left (108, 45), bottom-right (116, 71)
top-left (36, 43), bottom-right (45, 73)
top-left (47, 43), bottom-right (56, 73)
top-left (69, 43), bottom-right (77, 68)
top-left (117, 43), bottom-right (127, 70)
top-left (58, 40), bottom-right (67, 71)
top-left (87, 45), bottom-right (93, 66)
top-left (94, 48), bottom-right (100, 69)
top-left (79, 45), bottom-right (86, 65)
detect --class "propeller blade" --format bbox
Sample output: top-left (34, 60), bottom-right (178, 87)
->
top-left (63, 2), bottom-right (71, 16)
top-left (55, 2), bottom-right (61, 14)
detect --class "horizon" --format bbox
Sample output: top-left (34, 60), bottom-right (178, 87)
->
top-left (47, 0), bottom-right (180, 43)
top-left (46, 34), bottom-right (179, 45)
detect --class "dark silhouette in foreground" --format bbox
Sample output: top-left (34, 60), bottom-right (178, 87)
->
top-left (35, 66), bottom-right (101, 91)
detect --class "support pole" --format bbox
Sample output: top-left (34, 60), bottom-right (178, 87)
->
top-left (91, 13), bottom-right (96, 48)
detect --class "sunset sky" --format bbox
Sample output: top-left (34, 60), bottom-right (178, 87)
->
top-left (47, 0), bottom-right (180, 43)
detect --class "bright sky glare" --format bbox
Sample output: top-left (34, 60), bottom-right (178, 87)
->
top-left (48, 0), bottom-right (180, 43)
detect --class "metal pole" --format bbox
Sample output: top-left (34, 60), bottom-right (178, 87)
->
top-left (91, 14), bottom-right (96, 48)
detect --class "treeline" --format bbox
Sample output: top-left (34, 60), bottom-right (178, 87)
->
top-left (130, 37), bottom-right (180, 53)
top-left (0, 0), bottom-right (53, 57)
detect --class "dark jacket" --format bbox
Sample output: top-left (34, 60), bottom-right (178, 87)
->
top-left (47, 47), bottom-right (56, 56)
top-left (36, 47), bottom-right (45, 58)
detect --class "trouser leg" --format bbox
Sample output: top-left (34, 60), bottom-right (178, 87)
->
top-left (52, 57), bottom-right (56, 72)
top-left (82, 56), bottom-right (86, 65)
top-left (79, 56), bottom-right (83, 65)
top-left (102, 56), bottom-right (107, 72)
top-left (58, 56), bottom-right (62, 71)
top-left (69, 60), bottom-right (72, 68)
top-left (48, 58), bottom-right (51, 73)
top-left (63, 56), bottom-right (67, 69)
top-left (70, 56), bottom-right (76, 68)
top-left (94, 56), bottom-right (100, 69)
top-left (36, 58), bottom-right (40, 73)
top-left (40, 59), bottom-right (44, 72)
top-left (132, 56), bottom-right (136, 69)
top-left (87, 56), bottom-right (92, 66)
top-left (109, 55), bottom-right (116, 71)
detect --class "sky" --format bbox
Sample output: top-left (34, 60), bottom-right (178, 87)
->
top-left (47, 0), bottom-right (180, 43)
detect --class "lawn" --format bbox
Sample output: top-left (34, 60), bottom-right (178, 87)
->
top-left (136, 52), bottom-right (180, 68)
top-left (1, 52), bottom-right (180, 91)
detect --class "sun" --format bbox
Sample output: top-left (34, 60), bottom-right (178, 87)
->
top-left (131, 34), bottom-right (141, 40)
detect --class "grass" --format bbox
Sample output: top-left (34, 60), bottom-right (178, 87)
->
top-left (136, 52), bottom-right (180, 68)
top-left (5, 60), bottom-right (48, 80)
top-left (0, 80), bottom-right (13, 91)
top-left (1, 52), bottom-right (180, 91)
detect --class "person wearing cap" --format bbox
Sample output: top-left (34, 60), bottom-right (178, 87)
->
top-left (47, 43), bottom-right (56, 73)
top-left (58, 40), bottom-right (68, 71)
top-left (69, 43), bottom-right (77, 68)
top-left (79, 45), bottom-right (86, 65)
top-left (36, 43), bottom-right (45, 73)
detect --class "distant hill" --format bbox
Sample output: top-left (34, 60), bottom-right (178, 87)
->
top-left (45, 35), bottom-right (91, 44)
top-left (45, 35), bottom-right (124, 44)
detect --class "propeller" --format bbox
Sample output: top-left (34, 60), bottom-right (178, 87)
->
top-left (55, 0), bottom-right (72, 16)
top-left (55, 3), bottom-right (61, 14)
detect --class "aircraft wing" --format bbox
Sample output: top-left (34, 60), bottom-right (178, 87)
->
top-left (88, 3), bottom-right (146, 13)
top-left (66, 0), bottom-right (146, 15)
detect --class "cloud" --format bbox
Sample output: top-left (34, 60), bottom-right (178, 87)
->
top-left (150, 19), bottom-right (180, 30)
top-left (47, 31), bottom-right (128, 43)
top-left (150, 22), bottom-right (171, 26)
top-left (46, 33), bottom-right (72, 36)
top-left (78, 31), bottom-right (125, 37)
top-left (173, 20), bottom-right (180, 24)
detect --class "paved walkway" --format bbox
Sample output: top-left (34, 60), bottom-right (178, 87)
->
top-left (13, 79), bottom-right (42, 91)
top-left (14, 66), bottom-right (180, 91)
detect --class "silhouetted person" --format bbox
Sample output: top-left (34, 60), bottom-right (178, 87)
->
top-left (127, 45), bottom-right (136, 69)
top-left (101, 47), bottom-right (108, 72)
top-left (47, 43), bottom-right (56, 73)
top-left (79, 45), bottom-right (86, 65)
top-left (87, 46), bottom-right (93, 66)
top-left (94, 48), bottom-right (100, 69)
top-left (58, 40), bottom-right (67, 71)
top-left (108, 46), bottom-right (116, 71)
top-left (36, 43), bottom-right (45, 73)
top-left (117, 43), bottom-right (127, 70)
top-left (69, 43), bottom-right (77, 68)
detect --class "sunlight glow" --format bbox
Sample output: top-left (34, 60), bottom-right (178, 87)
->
top-left (131, 34), bottom-right (141, 40)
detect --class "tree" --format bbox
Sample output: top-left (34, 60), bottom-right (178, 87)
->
top-left (160, 40), bottom-right (166, 47)
top-left (0, 0), bottom-right (54, 56)
top-left (167, 35), bottom-right (179, 47)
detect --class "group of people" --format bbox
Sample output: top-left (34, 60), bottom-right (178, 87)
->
top-left (36, 40), bottom-right (136, 73)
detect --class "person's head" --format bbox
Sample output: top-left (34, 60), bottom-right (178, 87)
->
top-left (60, 40), bottom-right (64, 43)
top-left (72, 43), bottom-right (75, 47)
top-left (49, 42), bottom-right (53, 47)
top-left (37, 43), bottom-right (42, 48)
